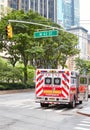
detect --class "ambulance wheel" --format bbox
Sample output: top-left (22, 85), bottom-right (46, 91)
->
top-left (79, 101), bottom-right (82, 104)
top-left (40, 103), bottom-right (49, 107)
top-left (40, 103), bottom-right (45, 107)
top-left (70, 98), bottom-right (76, 108)
top-left (44, 103), bottom-right (49, 107)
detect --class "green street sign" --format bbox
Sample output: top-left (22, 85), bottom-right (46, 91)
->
top-left (34, 30), bottom-right (58, 38)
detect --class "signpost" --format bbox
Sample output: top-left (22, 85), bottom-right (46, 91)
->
top-left (8, 20), bottom-right (61, 38)
top-left (34, 30), bottom-right (58, 38)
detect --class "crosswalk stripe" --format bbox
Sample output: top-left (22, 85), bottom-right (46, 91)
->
top-left (20, 105), bottom-right (31, 108)
top-left (74, 118), bottom-right (90, 130)
top-left (78, 124), bottom-right (90, 127)
top-left (74, 127), bottom-right (90, 130)
top-left (43, 109), bottom-right (53, 112)
top-left (28, 106), bottom-right (37, 109)
top-left (0, 102), bottom-right (82, 114)
top-left (81, 121), bottom-right (90, 123)
top-left (55, 108), bottom-right (67, 113)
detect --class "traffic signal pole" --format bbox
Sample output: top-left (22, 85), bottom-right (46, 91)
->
top-left (8, 20), bottom-right (85, 39)
top-left (8, 20), bottom-right (63, 31)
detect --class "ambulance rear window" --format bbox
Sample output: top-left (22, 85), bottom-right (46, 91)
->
top-left (54, 78), bottom-right (61, 85)
top-left (80, 77), bottom-right (87, 84)
top-left (71, 77), bottom-right (76, 84)
top-left (45, 77), bottom-right (52, 85)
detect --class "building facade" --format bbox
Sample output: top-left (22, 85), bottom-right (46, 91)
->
top-left (87, 34), bottom-right (90, 60)
top-left (0, 0), bottom-right (8, 19)
top-left (8, 0), bottom-right (80, 29)
top-left (62, 0), bottom-right (80, 29)
top-left (67, 26), bottom-right (89, 70)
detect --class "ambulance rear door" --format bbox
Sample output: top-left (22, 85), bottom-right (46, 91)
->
top-left (78, 75), bottom-right (88, 101)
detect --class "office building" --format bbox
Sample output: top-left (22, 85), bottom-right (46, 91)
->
top-left (0, 0), bottom-right (8, 19)
top-left (8, 0), bottom-right (80, 29)
top-left (67, 26), bottom-right (89, 70)
top-left (62, 0), bottom-right (80, 29)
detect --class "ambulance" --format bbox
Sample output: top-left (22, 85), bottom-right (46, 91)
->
top-left (35, 69), bottom-right (88, 108)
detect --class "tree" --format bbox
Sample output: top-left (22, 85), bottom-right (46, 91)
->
top-left (0, 9), bottom-right (79, 84)
top-left (15, 33), bottom-right (31, 83)
top-left (75, 57), bottom-right (90, 74)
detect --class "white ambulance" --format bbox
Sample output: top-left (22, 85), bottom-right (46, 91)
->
top-left (35, 69), bottom-right (88, 108)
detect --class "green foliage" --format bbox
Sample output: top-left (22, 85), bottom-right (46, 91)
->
top-left (0, 57), bottom-right (35, 85)
top-left (75, 57), bottom-right (90, 74)
top-left (0, 9), bottom-right (79, 85)
top-left (0, 82), bottom-right (35, 90)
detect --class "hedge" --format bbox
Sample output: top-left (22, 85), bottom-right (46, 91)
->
top-left (0, 82), bottom-right (35, 90)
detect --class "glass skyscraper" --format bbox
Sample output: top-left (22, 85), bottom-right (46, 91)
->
top-left (8, 0), bottom-right (80, 29)
top-left (62, 0), bottom-right (80, 29)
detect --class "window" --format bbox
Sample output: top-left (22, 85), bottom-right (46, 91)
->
top-left (80, 77), bottom-right (87, 84)
top-left (45, 77), bottom-right (52, 85)
top-left (71, 77), bottom-right (76, 84)
top-left (54, 78), bottom-right (61, 85)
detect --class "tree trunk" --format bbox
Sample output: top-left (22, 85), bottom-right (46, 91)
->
top-left (23, 58), bottom-right (28, 84)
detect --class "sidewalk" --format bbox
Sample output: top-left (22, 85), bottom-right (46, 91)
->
top-left (77, 100), bottom-right (90, 117)
top-left (77, 107), bottom-right (90, 117)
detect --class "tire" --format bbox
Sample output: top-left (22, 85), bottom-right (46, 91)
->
top-left (40, 103), bottom-right (49, 107)
top-left (40, 103), bottom-right (45, 107)
top-left (44, 103), bottom-right (49, 107)
top-left (70, 98), bottom-right (76, 108)
top-left (79, 101), bottom-right (82, 104)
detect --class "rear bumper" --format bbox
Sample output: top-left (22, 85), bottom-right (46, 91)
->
top-left (35, 96), bottom-right (70, 104)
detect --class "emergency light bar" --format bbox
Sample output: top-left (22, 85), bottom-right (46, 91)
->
top-left (40, 70), bottom-right (69, 74)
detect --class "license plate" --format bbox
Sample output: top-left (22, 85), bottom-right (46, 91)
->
top-left (49, 98), bottom-right (54, 101)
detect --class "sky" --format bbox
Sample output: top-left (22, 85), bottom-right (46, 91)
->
top-left (80, 0), bottom-right (90, 33)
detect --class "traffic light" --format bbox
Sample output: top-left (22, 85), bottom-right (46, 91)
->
top-left (6, 24), bottom-right (13, 38)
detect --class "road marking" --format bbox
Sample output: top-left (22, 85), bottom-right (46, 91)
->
top-left (43, 109), bottom-right (53, 112)
top-left (28, 106), bottom-right (37, 109)
top-left (0, 100), bottom-right (82, 115)
top-left (78, 124), bottom-right (90, 127)
top-left (81, 121), bottom-right (90, 123)
top-left (55, 108), bottom-right (67, 113)
top-left (74, 118), bottom-right (90, 130)
top-left (74, 127), bottom-right (90, 130)
top-left (20, 105), bottom-right (31, 108)
top-left (9, 104), bottom-right (24, 107)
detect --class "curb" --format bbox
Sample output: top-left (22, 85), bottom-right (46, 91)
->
top-left (77, 111), bottom-right (90, 117)
top-left (0, 89), bottom-right (35, 95)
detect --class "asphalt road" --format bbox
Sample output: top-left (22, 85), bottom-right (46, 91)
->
top-left (0, 92), bottom-right (90, 130)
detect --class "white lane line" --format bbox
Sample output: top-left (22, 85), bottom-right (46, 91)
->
top-left (19, 105), bottom-right (31, 108)
top-left (78, 124), bottom-right (90, 126)
top-left (55, 108), bottom-right (67, 113)
top-left (43, 109), bottom-right (53, 112)
top-left (81, 121), bottom-right (90, 123)
top-left (74, 127), bottom-right (90, 130)
top-left (27, 106), bottom-right (37, 109)
top-left (78, 123), bottom-right (90, 127)
top-left (11, 105), bottom-right (22, 107)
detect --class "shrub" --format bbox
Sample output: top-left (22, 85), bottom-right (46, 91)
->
top-left (0, 82), bottom-right (35, 90)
